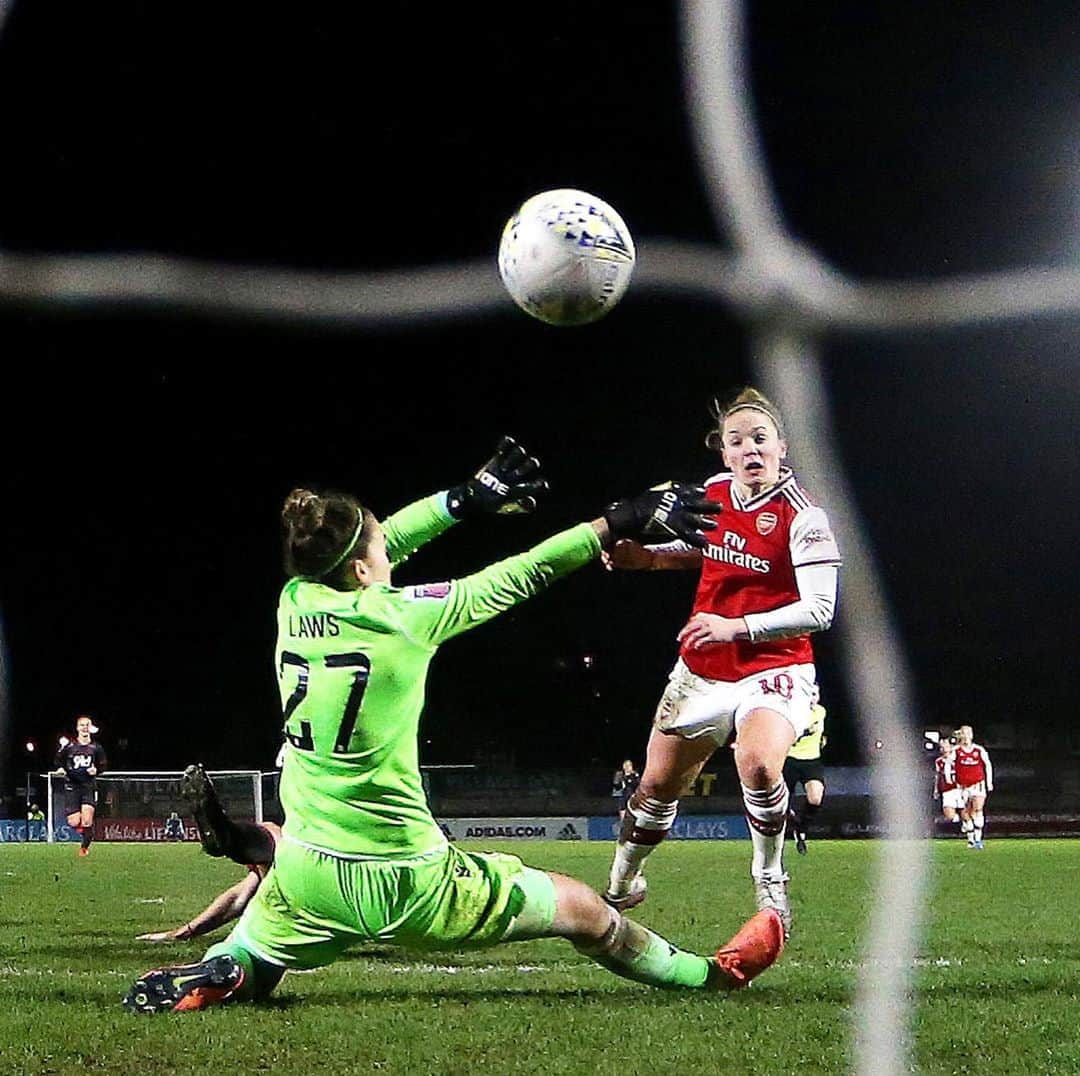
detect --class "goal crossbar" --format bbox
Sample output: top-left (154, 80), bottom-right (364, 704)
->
top-left (42, 769), bottom-right (264, 842)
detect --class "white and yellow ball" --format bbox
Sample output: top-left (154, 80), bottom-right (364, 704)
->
top-left (498, 188), bottom-right (636, 326)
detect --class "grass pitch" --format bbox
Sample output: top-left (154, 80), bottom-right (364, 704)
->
top-left (1, 838), bottom-right (1078, 1075)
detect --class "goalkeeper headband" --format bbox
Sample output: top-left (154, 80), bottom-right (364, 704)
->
top-left (314, 507), bottom-right (367, 579)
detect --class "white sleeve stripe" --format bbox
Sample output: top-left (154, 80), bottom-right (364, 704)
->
top-left (782, 485), bottom-right (811, 512)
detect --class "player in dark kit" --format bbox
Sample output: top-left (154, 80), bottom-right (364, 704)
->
top-left (52, 715), bottom-right (108, 856)
top-left (136, 765), bottom-right (281, 944)
top-left (181, 763), bottom-right (279, 867)
top-left (613, 760), bottom-right (641, 823)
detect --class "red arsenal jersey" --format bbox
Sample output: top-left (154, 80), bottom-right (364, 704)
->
top-left (954, 745), bottom-right (990, 788)
top-left (934, 754), bottom-right (957, 794)
top-left (681, 470), bottom-right (840, 682)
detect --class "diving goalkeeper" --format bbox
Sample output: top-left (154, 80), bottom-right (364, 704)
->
top-left (124, 438), bottom-right (783, 1013)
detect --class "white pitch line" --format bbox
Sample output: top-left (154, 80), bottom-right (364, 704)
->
top-left (0, 966), bottom-right (128, 977)
top-left (378, 956), bottom-right (1066, 975)
top-left (384, 962), bottom-right (572, 975)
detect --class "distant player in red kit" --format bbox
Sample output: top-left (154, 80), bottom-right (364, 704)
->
top-left (601, 387), bottom-right (840, 937)
top-left (52, 715), bottom-right (107, 856)
top-left (953, 725), bottom-right (993, 848)
top-left (933, 736), bottom-right (964, 835)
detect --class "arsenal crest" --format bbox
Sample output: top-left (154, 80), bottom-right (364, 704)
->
top-left (756, 512), bottom-right (778, 536)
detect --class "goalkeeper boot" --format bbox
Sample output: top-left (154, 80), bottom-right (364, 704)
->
top-left (181, 763), bottom-right (229, 858)
top-left (709, 908), bottom-right (786, 990)
top-left (123, 954), bottom-right (245, 1014)
top-left (795, 830), bottom-right (808, 856)
top-left (602, 874), bottom-right (647, 912)
top-left (753, 872), bottom-right (792, 940)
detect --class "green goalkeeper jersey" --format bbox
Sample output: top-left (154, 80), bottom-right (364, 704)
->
top-left (276, 492), bottom-right (601, 859)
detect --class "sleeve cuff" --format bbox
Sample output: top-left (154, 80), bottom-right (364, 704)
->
top-left (436, 490), bottom-right (460, 524)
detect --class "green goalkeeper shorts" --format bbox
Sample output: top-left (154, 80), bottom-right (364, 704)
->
top-left (225, 837), bottom-right (556, 970)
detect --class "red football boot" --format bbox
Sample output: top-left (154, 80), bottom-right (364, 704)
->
top-left (708, 908), bottom-right (785, 990)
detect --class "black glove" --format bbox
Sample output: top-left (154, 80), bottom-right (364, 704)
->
top-left (447, 436), bottom-right (550, 519)
top-left (603, 481), bottom-right (722, 548)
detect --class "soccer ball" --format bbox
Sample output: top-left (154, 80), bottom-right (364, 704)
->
top-left (498, 189), bottom-right (636, 326)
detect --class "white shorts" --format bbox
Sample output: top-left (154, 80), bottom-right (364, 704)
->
top-left (654, 658), bottom-right (817, 746)
top-left (960, 781), bottom-right (987, 799)
top-left (941, 788), bottom-right (967, 810)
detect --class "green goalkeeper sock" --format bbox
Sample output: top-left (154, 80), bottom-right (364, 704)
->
top-left (576, 914), bottom-right (710, 989)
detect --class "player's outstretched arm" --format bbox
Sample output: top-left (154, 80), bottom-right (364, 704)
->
top-left (405, 481), bottom-right (722, 648)
top-left (382, 435), bottom-right (550, 567)
top-left (600, 538), bottom-right (704, 572)
top-left (137, 874), bottom-right (261, 943)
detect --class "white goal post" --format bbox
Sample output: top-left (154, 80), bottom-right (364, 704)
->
top-left (43, 769), bottom-right (263, 843)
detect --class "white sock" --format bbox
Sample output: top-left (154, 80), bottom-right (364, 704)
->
top-left (742, 780), bottom-right (789, 879)
top-left (607, 796), bottom-right (677, 896)
top-left (973, 812), bottom-right (985, 843)
top-left (609, 842), bottom-right (647, 895)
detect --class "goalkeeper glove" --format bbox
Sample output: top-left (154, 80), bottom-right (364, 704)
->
top-left (603, 482), bottom-right (722, 548)
top-left (447, 436), bottom-right (550, 519)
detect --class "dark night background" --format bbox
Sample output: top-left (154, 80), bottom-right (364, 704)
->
top-left (1, 4), bottom-right (1078, 788)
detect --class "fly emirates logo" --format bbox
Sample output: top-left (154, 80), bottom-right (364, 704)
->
top-left (704, 530), bottom-right (771, 573)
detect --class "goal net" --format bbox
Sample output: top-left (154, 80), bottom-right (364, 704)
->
top-left (44, 770), bottom-right (263, 843)
top-left (7, 5), bottom-right (1072, 1070)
